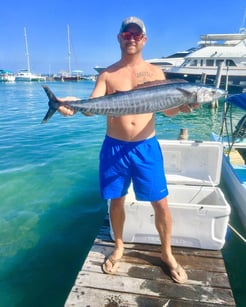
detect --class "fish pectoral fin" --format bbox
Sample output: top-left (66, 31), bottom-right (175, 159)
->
top-left (176, 87), bottom-right (194, 97)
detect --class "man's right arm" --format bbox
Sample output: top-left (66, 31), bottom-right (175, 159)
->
top-left (82, 72), bottom-right (108, 116)
top-left (90, 72), bottom-right (107, 98)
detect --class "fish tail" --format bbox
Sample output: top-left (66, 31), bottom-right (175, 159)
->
top-left (41, 85), bottom-right (58, 124)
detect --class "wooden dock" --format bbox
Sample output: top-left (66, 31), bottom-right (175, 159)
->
top-left (65, 218), bottom-right (236, 306)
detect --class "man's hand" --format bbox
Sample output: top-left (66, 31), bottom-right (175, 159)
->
top-left (57, 97), bottom-right (79, 116)
top-left (57, 97), bottom-right (93, 117)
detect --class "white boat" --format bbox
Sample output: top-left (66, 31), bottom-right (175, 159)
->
top-left (165, 28), bottom-right (246, 93)
top-left (93, 48), bottom-right (196, 74)
top-left (16, 28), bottom-right (46, 82)
top-left (211, 93), bottom-right (246, 230)
top-left (15, 69), bottom-right (46, 81)
top-left (0, 70), bottom-right (15, 82)
top-left (146, 48), bottom-right (197, 71)
top-left (93, 65), bottom-right (105, 74)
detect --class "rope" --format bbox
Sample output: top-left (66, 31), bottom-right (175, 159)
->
top-left (228, 223), bottom-right (246, 243)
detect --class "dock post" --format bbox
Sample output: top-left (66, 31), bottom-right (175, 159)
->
top-left (201, 73), bottom-right (207, 84)
top-left (225, 65), bottom-right (229, 92)
top-left (178, 128), bottom-right (189, 140)
top-left (210, 62), bottom-right (223, 108)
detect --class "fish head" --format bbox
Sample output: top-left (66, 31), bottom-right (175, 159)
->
top-left (196, 86), bottom-right (226, 103)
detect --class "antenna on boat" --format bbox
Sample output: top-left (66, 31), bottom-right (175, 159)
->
top-left (240, 8), bottom-right (246, 33)
top-left (24, 27), bottom-right (31, 73)
top-left (67, 24), bottom-right (72, 76)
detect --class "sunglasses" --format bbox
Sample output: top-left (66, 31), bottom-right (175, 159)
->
top-left (121, 31), bottom-right (144, 41)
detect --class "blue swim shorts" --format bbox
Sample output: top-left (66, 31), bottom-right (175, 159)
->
top-left (99, 135), bottom-right (168, 201)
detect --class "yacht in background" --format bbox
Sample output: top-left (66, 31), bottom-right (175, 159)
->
top-left (165, 28), bottom-right (246, 93)
top-left (93, 48), bottom-right (195, 75)
top-left (93, 66), bottom-right (105, 74)
top-left (146, 48), bottom-right (197, 71)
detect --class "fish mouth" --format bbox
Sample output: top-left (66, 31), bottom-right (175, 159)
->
top-left (213, 88), bottom-right (227, 98)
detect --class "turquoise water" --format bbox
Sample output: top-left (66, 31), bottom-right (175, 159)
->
top-left (0, 81), bottom-right (245, 307)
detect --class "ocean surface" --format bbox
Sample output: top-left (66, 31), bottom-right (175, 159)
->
top-left (0, 81), bottom-right (245, 307)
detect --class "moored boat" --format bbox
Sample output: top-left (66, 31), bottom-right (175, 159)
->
top-left (146, 48), bottom-right (197, 71)
top-left (0, 70), bottom-right (15, 82)
top-left (15, 69), bottom-right (46, 82)
top-left (54, 26), bottom-right (84, 82)
top-left (93, 48), bottom-right (196, 74)
top-left (211, 93), bottom-right (246, 230)
top-left (165, 29), bottom-right (246, 93)
top-left (16, 28), bottom-right (45, 82)
top-left (93, 66), bottom-right (105, 74)
top-left (53, 70), bottom-right (84, 82)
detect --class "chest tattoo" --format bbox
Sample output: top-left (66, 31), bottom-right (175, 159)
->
top-left (135, 71), bottom-right (153, 82)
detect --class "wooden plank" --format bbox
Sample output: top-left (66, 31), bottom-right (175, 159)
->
top-left (65, 242), bottom-right (235, 306)
top-left (65, 218), bottom-right (236, 306)
top-left (66, 287), bottom-right (225, 307)
top-left (83, 245), bottom-right (230, 288)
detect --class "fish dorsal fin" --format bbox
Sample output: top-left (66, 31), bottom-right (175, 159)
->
top-left (135, 79), bottom-right (188, 89)
top-left (111, 79), bottom-right (189, 94)
top-left (176, 87), bottom-right (194, 97)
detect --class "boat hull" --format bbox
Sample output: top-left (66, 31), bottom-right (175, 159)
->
top-left (53, 76), bottom-right (81, 82)
top-left (15, 70), bottom-right (46, 82)
top-left (0, 76), bottom-right (15, 82)
top-left (15, 77), bottom-right (46, 81)
top-left (221, 155), bottom-right (246, 230)
top-left (211, 132), bottom-right (246, 230)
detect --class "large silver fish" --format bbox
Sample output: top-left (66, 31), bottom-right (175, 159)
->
top-left (41, 80), bottom-right (225, 123)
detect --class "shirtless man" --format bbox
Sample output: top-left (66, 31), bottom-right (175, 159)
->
top-left (59, 17), bottom-right (192, 283)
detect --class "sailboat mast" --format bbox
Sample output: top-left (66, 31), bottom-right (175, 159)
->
top-left (67, 24), bottom-right (71, 76)
top-left (24, 27), bottom-right (31, 73)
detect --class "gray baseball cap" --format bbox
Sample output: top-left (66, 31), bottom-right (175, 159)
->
top-left (119, 16), bottom-right (146, 34)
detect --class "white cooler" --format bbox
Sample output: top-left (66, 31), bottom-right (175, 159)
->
top-left (109, 140), bottom-right (231, 250)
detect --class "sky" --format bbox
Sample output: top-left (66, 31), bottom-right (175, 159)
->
top-left (1, 0), bottom-right (246, 75)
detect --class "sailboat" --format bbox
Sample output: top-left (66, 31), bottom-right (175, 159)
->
top-left (53, 25), bottom-right (83, 81)
top-left (15, 27), bottom-right (46, 82)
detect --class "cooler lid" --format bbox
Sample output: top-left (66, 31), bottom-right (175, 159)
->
top-left (159, 140), bottom-right (223, 186)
